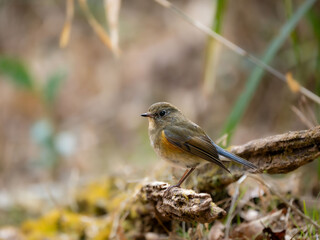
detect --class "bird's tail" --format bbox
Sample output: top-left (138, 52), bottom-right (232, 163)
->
top-left (213, 143), bottom-right (257, 170)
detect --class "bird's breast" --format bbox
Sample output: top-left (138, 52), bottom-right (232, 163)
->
top-left (151, 130), bottom-right (203, 169)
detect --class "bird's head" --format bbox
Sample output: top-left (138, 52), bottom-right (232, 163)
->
top-left (141, 102), bottom-right (184, 129)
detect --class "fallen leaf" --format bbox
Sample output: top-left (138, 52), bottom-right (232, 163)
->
top-left (262, 226), bottom-right (286, 240)
top-left (230, 209), bottom-right (286, 239)
top-left (240, 209), bottom-right (260, 222)
top-left (208, 221), bottom-right (224, 240)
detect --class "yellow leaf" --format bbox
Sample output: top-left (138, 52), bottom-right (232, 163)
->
top-left (286, 72), bottom-right (300, 93)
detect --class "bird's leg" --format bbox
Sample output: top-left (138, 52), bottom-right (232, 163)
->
top-left (164, 168), bottom-right (196, 195)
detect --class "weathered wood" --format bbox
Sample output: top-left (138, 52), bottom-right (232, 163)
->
top-left (231, 125), bottom-right (320, 174)
top-left (197, 126), bottom-right (320, 192)
top-left (139, 182), bottom-right (226, 223)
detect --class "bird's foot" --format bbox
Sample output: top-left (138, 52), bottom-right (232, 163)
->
top-left (164, 184), bottom-right (180, 197)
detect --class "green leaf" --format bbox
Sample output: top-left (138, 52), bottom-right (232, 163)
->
top-left (44, 71), bottom-right (66, 106)
top-left (0, 56), bottom-right (34, 90)
top-left (222, 0), bottom-right (317, 144)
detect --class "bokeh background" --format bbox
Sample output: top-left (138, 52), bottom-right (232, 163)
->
top-left (0, 0), bottom-right (319, 226)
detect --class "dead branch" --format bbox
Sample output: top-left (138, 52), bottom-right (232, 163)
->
top-left (197, 126), bottom-right (320, 192)
top-left (231, 125), bottom-right (320, 174)
top-left (139, 182), bottom-right (226, 223)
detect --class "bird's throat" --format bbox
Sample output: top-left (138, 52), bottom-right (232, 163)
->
top-left (148, 119), bottom-right (157, 148)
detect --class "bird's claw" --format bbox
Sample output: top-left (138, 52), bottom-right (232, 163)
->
top-left (163, 184), bottom-right (180, 197)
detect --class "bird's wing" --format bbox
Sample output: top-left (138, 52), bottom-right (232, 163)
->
top-left (212, 142), bottom-right (257, 169)
top-left (163, 126), bottom-right (230, 173)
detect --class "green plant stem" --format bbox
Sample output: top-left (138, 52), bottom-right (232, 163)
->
top-left (203, 0), bottom-right (227, 95)
top-left (307, 9), bottom-right (320, 122)
top-left (285, 0), bottom-right (301, 76)
top-left (222, 0), bottom-right (316, 144)
top-left (154, 0), bottom-right (320, 107)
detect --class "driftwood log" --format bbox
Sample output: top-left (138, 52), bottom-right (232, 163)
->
top-left (137, 126), bottom-right (320, 223)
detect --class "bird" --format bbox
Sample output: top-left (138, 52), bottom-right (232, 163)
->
top-left (141, 102), bottom-right (257, 192)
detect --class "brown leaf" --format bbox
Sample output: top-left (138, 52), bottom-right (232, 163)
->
top-left (230, 209), bottom-right (286, 239)
top-left (208, 221), bottom-right (224, 240)
top-left (78, 0), bottom-right (113, 50)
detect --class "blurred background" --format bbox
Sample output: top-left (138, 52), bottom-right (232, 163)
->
top-left (0, 0), bottom-right (319, 226)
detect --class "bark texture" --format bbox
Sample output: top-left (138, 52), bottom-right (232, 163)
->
top-left (139, 182), bottom-right (226, 223)
top-left (231, 125), bottom-right (320, 174)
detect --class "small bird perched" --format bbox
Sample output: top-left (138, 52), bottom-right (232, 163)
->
top-left (141, 102), bottom-right (257, 191)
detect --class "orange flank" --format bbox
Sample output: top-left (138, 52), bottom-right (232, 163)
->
top-left (160, 130), bottom-right (185, 157)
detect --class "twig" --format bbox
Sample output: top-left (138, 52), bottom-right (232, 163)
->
top-left (224, 174), bottom-right (247, 240)
top-left (285, 198), bottom-right (294, 228)
top-left (154, 211), bottom-right (170, 235)
top-left (153, 0), bottom-right (320, 105)
top-left (248, 175), bottom-right (320, 230)
top-left (291, 105), bottom-right (315, 129)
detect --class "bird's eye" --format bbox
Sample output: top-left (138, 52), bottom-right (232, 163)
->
top-left (159, 110), bottom-right (166, 117)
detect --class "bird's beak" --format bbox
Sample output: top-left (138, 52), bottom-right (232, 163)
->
top-left (141, 112), bottom-right (154, 118)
